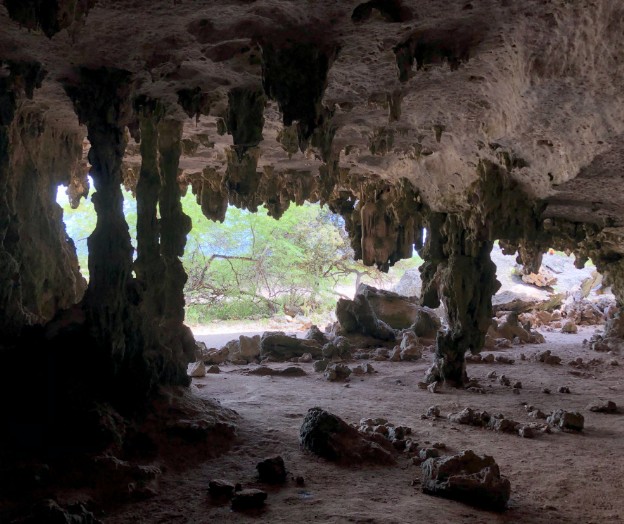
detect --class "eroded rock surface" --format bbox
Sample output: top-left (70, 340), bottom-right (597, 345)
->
top-left (421, 450), bottom-right (511, 512)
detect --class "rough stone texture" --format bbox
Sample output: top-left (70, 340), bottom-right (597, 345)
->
top-left (335, 294), bottom-right (396, 341)
top-left (299, 407), bottom-right (395, 465)
top-left (231, 489), bottom-right (267, 511)
top-left (547, 409), bottom-right (584, 432)
top-left (357, 283), bottom-right (421, 329)
top-left (260, 332), bottom-right (322, 361)
top-left (421, 450), bottom-right (511, 512)
top-left (256, 456), bottom-right (287, 484)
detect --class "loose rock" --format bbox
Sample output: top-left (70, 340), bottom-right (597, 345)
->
top-left (547, 409), bottom-right (584, 431)
top-left (299, 408), bottom-right (395, 465)
top-left (231, 489), bottom-right (267, 511)
top-left (256, 456), bottom-right (287, 484)
top-left (421, 450), bottom-right (511, 511)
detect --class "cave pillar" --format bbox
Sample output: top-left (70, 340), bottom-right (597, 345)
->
top-left (134, 108), bottom-right (165, 318)
top-left (64, 69), bottom-right (135, 358)
top-left (423, 215), bottom-right (500, 386)
top-left (157, 119), bottom-right (191, 324)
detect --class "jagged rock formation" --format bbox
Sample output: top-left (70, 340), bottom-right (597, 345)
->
top-left (2, 0), bottom-right (624, 483)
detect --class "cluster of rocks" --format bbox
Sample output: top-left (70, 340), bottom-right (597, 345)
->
top-left (447, 407), bottom-right (539, 438)
top-left (465, 353), bottom-right (515, 365)
top-left (485, 312), bottom-right (545, 348)
top-left (299, 408), bottom-right (396, 465)
top-left (300, 408), bottom-right (511, 512)
top-left (208, 455), bottom-right (299, 511)
top-left (590, 313), bottom-right (624, 352)
top-left (187, 286), bottom-right (445, 377)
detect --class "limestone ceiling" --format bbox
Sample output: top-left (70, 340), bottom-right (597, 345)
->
top-left (1, 0), bottom-right (623, 225)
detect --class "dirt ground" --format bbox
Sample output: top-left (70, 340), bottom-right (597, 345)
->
top-left (105, 326), bottom-right (624, 524)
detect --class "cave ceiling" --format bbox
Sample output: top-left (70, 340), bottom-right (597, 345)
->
top-left (1, 0), bottom-right (623, 229)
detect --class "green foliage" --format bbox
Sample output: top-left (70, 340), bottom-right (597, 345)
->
top-left (58, 182), bottom-right (421, 323)
top-left (182, 198), bottom-right (388, 321)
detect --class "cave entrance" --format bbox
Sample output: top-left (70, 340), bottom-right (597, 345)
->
top-left (56, 183), bottom-right (423, 329)
top-left (181, 198), bottom-right (423, 330)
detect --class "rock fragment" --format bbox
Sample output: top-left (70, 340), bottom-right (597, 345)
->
top-left (209, 479), bottom-right (235, 498)
top-left (588, 401), bottom-right (617, 414)
top-left (299, 408), bottom-right (395, 465)
top-left (324, 363), bottom-right (352, 381)
top-left (421, 450), bottom-right (511, 511)
top-left (547, 409), bottom-right (584, 431)
top-left (187, 361), bottom-right (206, 377)
top-left (231, 489), bottom-right (267, 510)
top-left (256, 456), bottom-right (287, 484)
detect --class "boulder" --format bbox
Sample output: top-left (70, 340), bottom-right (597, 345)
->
top-left (393, 267), bottom-right (422, 298)
top-left (313, 359), bottom-right (329, 372)
top-left (260, 332), bottom-right (322, 361)
top-left (421, 450), bottom-right (511, 511)
top-left (588, 400), bottom-right (618, 413)
top-left (357, 284), bottom-right (421, 329)
top-left (305, 325), bottom-right (329, 345)
top-left (324, 363), bottom-right (352, 381)
top-left (202, 346), bottom-right (229, 365)
top-left (410, 307), bottom-right (441, 339)
top-left (187, 361), bottom-right (206, 378)
top-left (209, 479), bottom-right (235, 498)
top-left (547, 409), bottom-right (584, 431)
top-left (238, 335), bottom-right (261, 361)
top-left (399, 330), bottom-right (423, 360)
top-left (335, 294), bottom-right (396, 341)
top-left (299, 408), bottom-right (395, 465)
top-left (256, 456), bottom-right (287, 484)
top-left (561, 321), bottom-right (578, 334)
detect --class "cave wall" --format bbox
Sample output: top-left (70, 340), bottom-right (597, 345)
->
top-left (0, 62), bottom-right (85, 341)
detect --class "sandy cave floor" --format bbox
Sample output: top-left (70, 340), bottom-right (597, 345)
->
top-left (106, 326), bottom-right (624, 524)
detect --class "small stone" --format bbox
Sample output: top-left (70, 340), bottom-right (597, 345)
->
top-left (231, 489), bottom-right (267, 510)
top-left (528, 409), bottom-right (547, 420)
top-left (324, 363), bottom-right (352, 381)
top-left (206, 365), bottom-right (221, 374)
top-left (483, 354), bottom-right (495, 363)
top-left (209, 479), bottom-right (235, 498)
top-left (295, 476), bottom-right (305, 486)
top-left (558, 386), bottom-right (570, 394)
top-left (495, 355), bottom-right (515, 364)
top-left (542, 388), bottom-right (551, 394)
top-left (426, 405), bottom-right (440, 418)
top-left (427, 381), bottom-right (440, 394)
top-left (498, 375), bottom-right (511, 387)
top-left (299, 353), bottom-right (313, 363)
top-left (513, 381), bottom-right (522, 389)
top-left (417, 382), bottom-right (428, 390)
top-left (518, 426), bottom-right (535, 439)
top-left (313, 359), bottom-right (329, 372)
top-left (561, 321), bottom-right (578, 334)
top-left (187, 361), bottom-right (206, 378)
top-left (419, 447), bottom-right (440, 460)
top-left (487, 371), bottom-right (497, 379)
top-left (547, 409), bottom-right (584, 431)
top-left (610, 359), bottom-right (619, 366)
top-left (588, 400), bottom-right (617, 414)
top-left (432, 442), bottom-right (446, 450)
top-left (520, 353), bottom-right (527, 361)
top-left (256, 456), bottom-right (287, 484)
